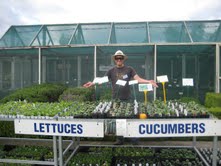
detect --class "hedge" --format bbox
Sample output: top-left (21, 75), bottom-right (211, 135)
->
top-left (59, 87), bottom-right (95, 102)
top-left (179, 97), bottom-right (200, 104)
top-left (0, 83), bottom-right (67, 103)
top-left (204, 92), bottom-right (221, 108)
top-left (208, 107), bottom-right (221, 119)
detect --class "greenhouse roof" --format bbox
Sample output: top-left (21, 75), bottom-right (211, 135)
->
top-left (0, 20), bottom-right (221, 48)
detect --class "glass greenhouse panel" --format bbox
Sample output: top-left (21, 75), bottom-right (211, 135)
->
top-left (156, 45), bottom-right (215, 103)
top-left (46, 25), bottom-right (77, 45)
top-left (149, 22), bottom-right (190, 43)
top-left (0, 48), bottom-right (39, 90)
top-left (70, 24), bottom-right (111, 44)
top-left (0, 39), bottom-right (4, 47)
top-left (186, 21), bottom-right (221, 42)
top-left (0, 26), bottom-right (42, 47)
top-left (31, 26), bottom-right (53, 46)
top-left (113, 23), bottom-right (148, 44)
top-left (14, 25), bottom-right (42, 46)
top-left (42, 47), bottom-right (94, 86)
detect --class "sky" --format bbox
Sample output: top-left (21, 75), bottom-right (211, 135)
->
top-left (0, 0), bottom-right (221, 38)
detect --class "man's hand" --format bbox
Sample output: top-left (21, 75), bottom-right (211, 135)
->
top-left (149, 80), bottom-right (158, 88)
top-left (83, 81), bottom-right (94, 88)
top-left (134, 75), bottom-right (158, 88)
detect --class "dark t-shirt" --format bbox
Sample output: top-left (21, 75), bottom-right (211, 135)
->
top-left (106, 65), bottom-right (137, 100)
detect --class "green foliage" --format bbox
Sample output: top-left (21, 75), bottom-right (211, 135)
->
top-left (208, 107), bottom-right (221, 119)
top-left (0, 101), bottom-right (73, 117)
top-left (205, 92), bottom-right (221, 108)
top-left (0, 83), bottom-right (67, 103)
top-left (179, 97), bottom-right (200, 104)
top-left (1, 145), bottom-right (53, 161)
top-left (59, 87), bottom-right (95, 102)
top-left (99, 89), bottom-right (112, 100)
top-left (0, 121), bottom-right (15, 137)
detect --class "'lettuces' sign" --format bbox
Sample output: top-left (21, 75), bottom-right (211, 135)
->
top-left (14, 119), bottom-right (104, 137)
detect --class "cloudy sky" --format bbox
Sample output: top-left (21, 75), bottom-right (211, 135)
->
top-left (0, 0), bottom-right (221, 38)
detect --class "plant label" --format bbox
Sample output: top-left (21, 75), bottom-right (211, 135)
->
top-left (138, 84), bottom-right (153, 92)
top-left (116, 79), bottom-right (127, 86)
top-left (93, 77), bottom-right (101, 84)
top-left (157, 75), bottom-right (169, 83)
top-left (93, 76), bottom-right (109, 84)
top-left (100, 76), bottom-right (109, 84)
top-left (182, 78), bottom-right (194, 86)
top-left (129, 80), bottom-right (138, 85)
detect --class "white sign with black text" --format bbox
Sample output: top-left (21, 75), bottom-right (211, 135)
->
top-left (14, 119), bottom-right (104, 137)
top-left (182, 78), bottom-right (194, 86)
top-left (157, 75), bottom-right (169, 83)
top-left (125, 119), bottom-right (221, 137)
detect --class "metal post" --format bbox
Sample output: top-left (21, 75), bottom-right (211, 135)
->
top-left (11, 57), bottom-right (15, 89)
top-left (53, 136), bottom-right (58, 166)
top-left (212, 136), bottom-right (218, 166)
top-left (154, 44), bottom-right (157, 100)
top-left (94, 45), bottom-right (97, 78)
top-left (192, 137), bottom-right (196, 147)
top-left (183, 21), bottom-right (193, 43)
top-left (182, 54), bottom-right (186, 78)
top-left (146, 22), bottom-right (150, 43)
top-left (215, 44), bottom-right (220, 93)
top-left (77, 56), bottom-right (81, 87)
top-left (59, 136), bottom-right (63, 166)
top-left (0, 61), bottom-right (2, 89)
top-left (108, 23), bottom-right (114, 44)
top-left (38, 47), bottom-right (41, 84)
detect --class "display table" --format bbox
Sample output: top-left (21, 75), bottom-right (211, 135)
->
top-left (0, 117), bottom-right (220, 166)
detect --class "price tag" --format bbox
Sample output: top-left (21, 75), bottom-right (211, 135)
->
top-left (116, 119), bottom-right (126, 136)
top-left (182, 78), bottom-right (194, 86)
top-left (138, 84), bottom-right (153, 92)
top-left (116, 80), bottom-right (127, 86)
top-left (129, 80), bottom-right (138, 85)
top-left (157, 75), bottom-right (169, 83)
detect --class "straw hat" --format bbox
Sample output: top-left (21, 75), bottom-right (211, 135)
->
top-left (112, 50), bottom-right (128, 60)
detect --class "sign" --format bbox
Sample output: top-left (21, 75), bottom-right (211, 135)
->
top-left (93, 76), bottom-right (109, 84)
top-left (129, 80), bottom-right (138, 85)
top-left (157, 75), bottom-right (168, 83)
top-left (138, 84), bottom-right (153, 92)
top-left (125, 119), bottom-right (221, 137)
top-left (116, 79), bottom-right (127, 86)
top-left (99, 76), bottom-right (109, 84)
top-left (93, 77), bottom-right (101, 84)
top-left (182, 78), bottom-right (194, 86)
top-left (14, 119), bottom-right (104, 137)
top-left (116, 119), bottom-right (127, 136)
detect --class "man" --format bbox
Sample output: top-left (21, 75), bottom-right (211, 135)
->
top-left (83, 50), bottom-right (158, 145)
top-left (83, 50), bottom-right (158, 98)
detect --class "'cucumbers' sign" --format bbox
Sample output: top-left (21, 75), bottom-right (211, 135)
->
top-left (126, 119), bottom-right (221, 137)
top-left (14, 119), bottom-right (104, 137)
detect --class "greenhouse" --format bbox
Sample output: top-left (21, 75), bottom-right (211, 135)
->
top-left (0, 20), bottom-right (220, 102)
